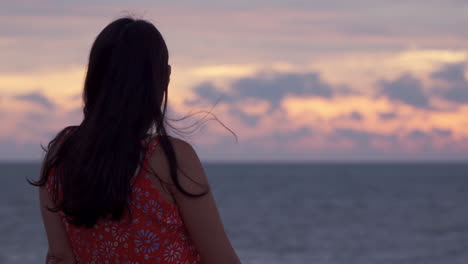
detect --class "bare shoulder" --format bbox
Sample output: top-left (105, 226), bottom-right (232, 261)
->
top-left (167, 136), bottom-right (197, 159)
top-left (157, 136), bottom-right (241, 263)
top-left (168, 135), bottom-right (210, 192)
top-left (150, 135), bottom-right (209, 194)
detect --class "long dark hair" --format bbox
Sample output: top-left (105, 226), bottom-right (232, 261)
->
top-left (29, 17), bottom-right (235, 228)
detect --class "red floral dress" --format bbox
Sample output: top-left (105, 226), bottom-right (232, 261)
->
top-left (45, 135), bottom-right (201, 264)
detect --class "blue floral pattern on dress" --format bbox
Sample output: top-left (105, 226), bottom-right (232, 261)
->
top-left (135, 230), bottom-right (160, 254)
top-left (111, 225), bottom-right (130, 242)
top-left (99, 241), bottom-right (118, 260)
top-left (131, 187), bottom-right (145, 209)
top-left (142, 199), bottom-right (164, 219)
top-left (163, 242), bottom-right (183, 263)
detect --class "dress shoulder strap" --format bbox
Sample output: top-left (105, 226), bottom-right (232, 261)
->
top-left (144, 135), bottom-right (160, 160)
top-left (132, 136), bottom-right (160, 183)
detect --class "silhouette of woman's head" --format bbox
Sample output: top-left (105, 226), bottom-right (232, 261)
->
top-left (83, 17), bottom-right (171, 138)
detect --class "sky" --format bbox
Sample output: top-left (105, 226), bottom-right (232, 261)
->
top-left (1, 0), bottom-right (468, 161)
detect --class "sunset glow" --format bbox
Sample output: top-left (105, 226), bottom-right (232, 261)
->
top-left (1, 1), bottom-right (467, 161)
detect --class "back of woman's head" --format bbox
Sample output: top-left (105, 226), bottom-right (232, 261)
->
top-left (84, 17), bottom-right (169, 134)
top-left (29, 16), bottom-right (200, 228)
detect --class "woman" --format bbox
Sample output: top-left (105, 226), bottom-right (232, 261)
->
top-left (30, 17), bottom-right (241, 264)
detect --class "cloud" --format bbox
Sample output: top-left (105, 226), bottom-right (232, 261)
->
top-left (431, 62), bottom-right (468, 103)
top-left (407, 128), bottom-right (452, 138)
top-left (227, 107), bottom-right (260, 127)
top-left (326, 129), bottom-right (401, 156)
top-left (185, 71), bottom-right (341, 127)
top-left (375, 62), bottom-right (468, 107)
top-left (187, 71), bottom-right (336, 108)
top-left (330, 127), bottom-right (458, 156)
top-left (67, 106), bottom-right (84, 123)
top-left (13, 91), bottom-right (55, 110)
top-left (378, 73), bottom-right (429, 108)
top-left (332, 129), bottom-right (387, 147)
top-left (349, 111), bottom-right (363, 121)
top-left (432, 128), bottom-right (452, 137)
top-left (431, 62), bottom-right (466, 83)
top-left (269, 126), bottom-right (312, 143)
top-left (407, 129), bottom-right (431, 140)
top-left (231, 72), bottom-right (334, 105)
top-left (378, 112), bottom-right (397, 120)
top-left (184, 82), bottom-right (228, 106)
top-left (23, 112), bottom-right (49, 122)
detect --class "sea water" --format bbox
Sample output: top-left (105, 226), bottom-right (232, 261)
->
top-left (1, 162), bottom-right (467, 264)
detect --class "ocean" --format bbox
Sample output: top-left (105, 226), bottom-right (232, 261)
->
top-left (1, 162), bottom-right (467, 264)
